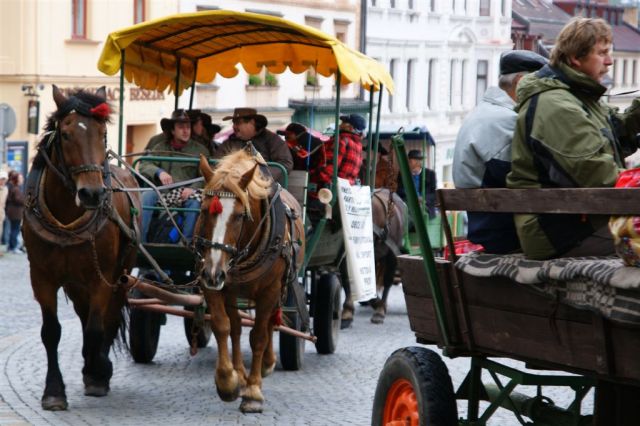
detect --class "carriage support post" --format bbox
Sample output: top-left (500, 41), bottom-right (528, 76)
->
top-left (392, 135), bottom-right (452, 348)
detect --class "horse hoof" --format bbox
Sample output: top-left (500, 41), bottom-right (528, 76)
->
top-left (42, 395), bottom-right (68, 411)
top-left (340, 318), bottom-right (353, 329)
top-left (261, 363), bottom-right (275, 378)
top-left (217, 385), bottom-right (240, 402)
top-left (84, 384), bottom-right (109, 397)
top-left (240, 398), bottom-right (263, 413)
top-left (371, 313), bottom-right (385, 324)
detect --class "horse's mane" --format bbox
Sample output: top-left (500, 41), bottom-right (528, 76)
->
top-left (34, 89), bottom-right (113, 169)
top-left (210, 149), bottom-right (273, 214)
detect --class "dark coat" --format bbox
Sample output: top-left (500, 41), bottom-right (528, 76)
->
top-left (6, 183), bottom-right (25, 221)
top-left (397, 168), bottom-right (437, 219)
top-left (217, 128), bottom-right (293, 183)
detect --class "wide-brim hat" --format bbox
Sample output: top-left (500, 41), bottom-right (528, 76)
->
top-left (200, 112), bottom-right (221, 135)
top-left (160, 109), bottom-right (193, 133)
top-left (222, 107), bottom-right (268, 127)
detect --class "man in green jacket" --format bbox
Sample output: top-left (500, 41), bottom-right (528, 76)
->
top-left (507, 17), bottom-right (640, 259)
top-left (139, 109), bottom-right (210, 242)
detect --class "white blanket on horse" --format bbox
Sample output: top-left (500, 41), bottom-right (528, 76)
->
top-left (456, 252), bottom-right (640, 325)
top-left (157, 188), bottom-right (203, 207)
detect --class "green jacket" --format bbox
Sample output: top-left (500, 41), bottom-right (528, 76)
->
top-left (507, 63), bottom-right (640, 259)
top-left (138, 138), bottom-right (210, 188)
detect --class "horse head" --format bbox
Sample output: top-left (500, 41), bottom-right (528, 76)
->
top-left (48, 85), bottom-right (111, 209)
top-left (195, 148), bottom-right (272, 290)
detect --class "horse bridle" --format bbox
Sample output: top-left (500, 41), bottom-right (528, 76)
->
top-left (194, 186), bottom-right (282, 276)
top-left (38, 96), bottom-right (111, 195)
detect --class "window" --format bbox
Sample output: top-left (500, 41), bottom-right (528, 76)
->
top-left (408, 0), bottom-right (414, 9)
top-left (613, 59), bottom-right (618, 86)
top-left (427, 59), bottom-right (435, 109)
top-left (476, 60), bottom-right (488, 104)
top-left (134, 0), bottom-right (145, 24)
top-left (390, 0), bottom-right (396, 8)
top-left (305, 17), bottom-right (323, 88)
top-left (479, 0), bottom-right (490, 16)
top-left (406, 60), bottom-right (414, 111)
top-left (334, 19), bottom-right (350, 43)
top-left (430, 0), bottom-right (436, 12)
top-left (371, 0), bottom-right (376, 5)
top-left (389, 59), bottom-right (396, 111)
top-left (623, 59), bottom-right (628, 86)
top-left (633, 60), bottom-right (638, 86)
top-left (501, 0), bottom-right (507, 16)
top-left (72, 0), bottom-right (87, 39)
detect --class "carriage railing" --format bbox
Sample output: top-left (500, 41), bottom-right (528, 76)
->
top-left (132, 155), bottom-right (289, 214)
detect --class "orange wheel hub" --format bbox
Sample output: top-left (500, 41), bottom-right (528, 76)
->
top-left (383, 378), bottom-right (419, 426)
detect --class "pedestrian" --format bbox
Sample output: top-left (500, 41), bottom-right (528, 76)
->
top-left (507, 17), bottom-right (640, 259)
top-left (0, 170), bottom-right (8, 255)
top-left (6, 171), bottom-right (25, 254)
top-left (452, 50), bottom-right (547, 254)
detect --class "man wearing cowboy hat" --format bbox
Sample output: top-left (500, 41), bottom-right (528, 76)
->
top-left (139, 109), bottom-right (210, 243)
top-left (216, 107), bottom-right (292, 183)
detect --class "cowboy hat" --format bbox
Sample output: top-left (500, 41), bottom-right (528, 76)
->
top-left (200, 112), bottom-right (221, 135)
top-left (160, 109), bottom-right (192, 133)
top-left (222, 107), bottom-right (268, 127)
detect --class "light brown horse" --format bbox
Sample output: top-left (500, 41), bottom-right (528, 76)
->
top-left (194, 147), bottom-right (304, 413)
top-left (22, 86), bottom-right (140, 410)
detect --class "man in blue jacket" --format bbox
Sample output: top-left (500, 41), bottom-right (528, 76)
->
top-left (452, 50), bottom-right (547, 253)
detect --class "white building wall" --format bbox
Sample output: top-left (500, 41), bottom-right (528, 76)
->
top-left (367, 0), bottom-right (512, 186)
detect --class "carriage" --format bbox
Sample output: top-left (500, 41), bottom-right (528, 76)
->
top-left (371, 134), bottom-right (640, 425)
top-left (94, 8), bottom-right (393, 394)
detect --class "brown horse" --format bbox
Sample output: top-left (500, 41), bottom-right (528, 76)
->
top-left (22, 86), bottom-right (140, 410)
top-left (194, 147), bottom-right (304, 413)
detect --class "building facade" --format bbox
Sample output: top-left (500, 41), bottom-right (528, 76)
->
top-left (0, 0), bottom-right (182, 165)
top-left (366, 0), bottom-right (513, 186)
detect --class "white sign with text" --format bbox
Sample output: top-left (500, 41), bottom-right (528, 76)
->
top-left (337, 178), bottom-right (377, 301)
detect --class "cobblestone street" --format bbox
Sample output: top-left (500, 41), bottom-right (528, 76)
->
top-left (0, 253), bottom-right (592, 425)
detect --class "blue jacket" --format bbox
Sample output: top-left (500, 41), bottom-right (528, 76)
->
top-left (452, 86), bottom-right (520, 254)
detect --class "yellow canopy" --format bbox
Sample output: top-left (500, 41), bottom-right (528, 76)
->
top-left (97, 10), bottom-right (394, 96)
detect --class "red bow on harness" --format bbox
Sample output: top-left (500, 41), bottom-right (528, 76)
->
top-left (209, 196), bottom-right (223, 215)
top-left (90, 103), bottom-right (110, 119)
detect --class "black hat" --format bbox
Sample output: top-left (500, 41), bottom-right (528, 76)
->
top-left (339, 113), bottom-right (367, 132)
top-left (200, 112), bottom-right (221, 135)
top-left (160, 109), bottom-right (193, 133)
top-left (499, 50), bottom-right (548, 75)
top-left (407, 149), bottom-right (424, 160)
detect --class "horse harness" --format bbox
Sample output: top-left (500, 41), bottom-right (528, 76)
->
top-left (194, 170), bottom-right (308, 327)
top-left (23, 97), bottom-right (139, 283)
top-left (372, 189), bottom-right (403, 258)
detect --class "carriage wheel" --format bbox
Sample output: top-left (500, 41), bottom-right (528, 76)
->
top-left (129, 307), bottom-right (164, 363)
top-left (313, 273), bottom-right (341, 354)
top-left (372, 347), bottom-right (457, 426)
top-left (279, 282), bottom-right (306, 371)
top-left (183, 306), bottom-right (212, 348)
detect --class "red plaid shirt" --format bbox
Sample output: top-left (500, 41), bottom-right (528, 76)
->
top-left (309, 131), bottom-right (362, 197)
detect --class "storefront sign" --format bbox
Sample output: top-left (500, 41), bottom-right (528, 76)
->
top-left (60, 86), bottom-right (165, 102)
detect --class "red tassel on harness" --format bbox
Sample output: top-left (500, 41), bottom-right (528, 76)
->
top-left (209, 195), bottom-right (223, 215)
top-left (271, 307), bottom-right (283, 327)
top-left (90, 103), bottom-right (110, 119)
